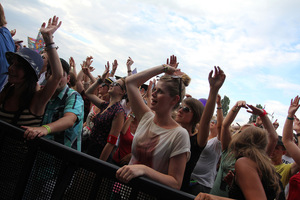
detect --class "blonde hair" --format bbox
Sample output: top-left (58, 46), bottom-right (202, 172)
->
top-left (229, 126), bottom-right (280, 197)
top-left (159, 73), bottom-right (191, 109)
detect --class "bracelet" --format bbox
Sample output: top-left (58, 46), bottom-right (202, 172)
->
top-left (45, 42), bottom-right (54, 47)
top-left (162, 64), bottom-right (169, 73)
top-left (287, 116), bottom-right (295, 120)
top-left (97, 78), bottom-right (103, 84)
top-left (127, 70), bottom-right (132, 73)
top-left (42, 125), bottom-right (51, 134)
top-left (44, 43), bottom-right (58, 51)
top-left (259, 109), bottom-right (267, 118)
top-left (217, 107), bottom-right (222, 109)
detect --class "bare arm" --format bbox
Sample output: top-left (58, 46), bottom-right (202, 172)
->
top-left (116, 153), bottom-right (188, 189)
top-left (125, 64), bottom-right (176, 121)
top-left (235, 157), bottom-right (268, 200)
top-left (121, 114), bottom-right (134, 135)
top-left (22, 112), bottom-right (77, 140)
top-left (221, 101), bottom-right (247, 151)
top-left (99, 111), bottom-right (124, 161)
top-left (246, 105), bottom-right (278, 156)
top-left (126, 57), bottom-right (134, 76)
top-left (85, 79), bottom-right (106, 108)
top-left (32, 16), bottom-right (63, 115)
top-left (197, 67), bottom-right (226, 147)
top-left (283, 96), bottom-right (300, 166)
top-left (216, 94), bottom-right (224, 140)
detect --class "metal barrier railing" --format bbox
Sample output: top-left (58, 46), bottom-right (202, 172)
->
top-left (0, 120), bottom-right (195, 200)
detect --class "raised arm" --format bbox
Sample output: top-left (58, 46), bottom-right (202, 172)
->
top-left (69, 56), bottom-right (77, 77)
top-left (216, 94), bottom-right (224, 139)
top-left (283, 96), bottom-right (300, 166)
top-left (221, 101), bottom-right (247, 151)
top-left (126, 57), bottom-right (134, 76)
top-left (197, 67), bottom-right (226, 148)
top-left (33, 16), bottom-right (63, 114)
top-left (247, 105), bottom-right (278, 156)
top-left (85, 66), bottom-right (108, 108)
top-left (125, 62), bottom-right (177, 121)
top-left (109, 59), bottom-right (118, 77)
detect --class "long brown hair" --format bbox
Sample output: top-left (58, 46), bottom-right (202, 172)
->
top-left (229, 126), bottom-right (281, 197)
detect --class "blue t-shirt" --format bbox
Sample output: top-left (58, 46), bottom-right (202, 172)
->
top-left (0, 27), bottom-right (15, 91)
top-left (42, 85), bottom-right (84, 151)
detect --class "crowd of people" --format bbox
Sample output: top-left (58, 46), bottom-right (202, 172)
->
top-left (1, 5), bottom-right (300, 200)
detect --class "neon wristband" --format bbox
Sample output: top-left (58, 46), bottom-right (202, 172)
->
top-left (42, 125), bottom-right (51, 134)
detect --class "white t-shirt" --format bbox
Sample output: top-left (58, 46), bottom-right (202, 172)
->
top-left (129, 111), bottom-right (190, 174)
top-left (191, 137), bottom-right (222, 188)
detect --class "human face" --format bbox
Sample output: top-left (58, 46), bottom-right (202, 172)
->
top-left (98, 83), bottom-right (109, 95)
top-left (109, 80), bottom-right (125, 95)
top-left (210, 120), bottom-right (217, 129)
top-left (7, 57), bottom-right (26, 84)
top-left (175, 103), bottom-right (193, 125)
top-left (150, 81), bottom-right (176, 112)
top-left (270, 145), bottom-right (286, 162)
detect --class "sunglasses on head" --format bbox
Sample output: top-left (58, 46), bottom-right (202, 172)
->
top-left (111, 82), bottom-right (124, 91)
top-left (178, 105), bottom-right (191, 113)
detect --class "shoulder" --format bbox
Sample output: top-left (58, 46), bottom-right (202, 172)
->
top-left (235, 157), bottom-right (257, 173)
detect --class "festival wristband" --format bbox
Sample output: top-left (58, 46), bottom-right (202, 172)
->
top-left (42, 125), bottom-right (51, 134)
top-left (107, 134), bottom-right (118, 145)
top-left (259, 109), bottom-right (267, 118)
top-left (287, 116), bottom-right (294, 120)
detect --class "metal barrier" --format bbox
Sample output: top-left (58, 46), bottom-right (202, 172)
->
top-left (0, 120), bottom-right (195, 200)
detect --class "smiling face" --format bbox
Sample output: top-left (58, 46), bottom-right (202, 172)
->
top-left (7, 56), bottom-right (26, 84)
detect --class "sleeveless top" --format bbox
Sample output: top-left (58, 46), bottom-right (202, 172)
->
top-left (0, 103), bottom-right (43, 127)
top-left (229, 172), bottom-right (277, 200)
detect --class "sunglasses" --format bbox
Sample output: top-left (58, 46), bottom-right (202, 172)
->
top-left (100, 83), bottom-right (108, 87)
top-left (111, 82), bottom-right (124, 91)
top-left (178, 105), bottom-right (191, 113)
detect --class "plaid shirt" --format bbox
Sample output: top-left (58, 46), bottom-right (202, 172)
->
top-left (42, 85), bottom-right (84, 151)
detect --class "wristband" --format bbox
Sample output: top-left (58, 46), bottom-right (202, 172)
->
top-left (297, 133), bottom-right (300, 137)
top-left (217, 107), bottom-right (222, 109)
top-left (107, 134), bottom-right (118, 145)
top-left (259, 109), bottom-right (267, 118)
top-left (97, 78), bottom-right (103, 84)
top-left (287, 116), bottom-right (295, 120)
top-left (162, 64), bottom-right (169, 73)
top-left (127, 70), bottom-right (132, 73)
top-left (42, 125), bottom-right (51, 134)
top-left (45, 42), bottom-right (54, 47)
top-left (44, 43), bottom-right (58, 51)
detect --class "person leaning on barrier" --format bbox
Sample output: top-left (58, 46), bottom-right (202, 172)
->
top-left (23, 58), bottom-right (84, 151)
top-left (0, 16), bottom-right (63, 127)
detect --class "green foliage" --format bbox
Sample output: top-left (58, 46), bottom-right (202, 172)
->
top-left (221, 95), bottom-right (230, 116)
top-left (248, 104), bottom-right (263, 123)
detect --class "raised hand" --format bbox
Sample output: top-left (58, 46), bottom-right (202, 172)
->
top-left (86, 56), bottom-right (93, 67)
top-left (40, 16), bottom-right (62, 42)
top-left (208, 66), bottom-right (226, 90)
top-left (126, 57), bottom-right (134, 68)
top-left (288, 96), bottom-right (300, 117)
top-left (112, 59), bottom-right (118, 71)
top-left (166, 55), bottom-right (179, 69)
top-left (69, 57), bottom-right (76, 69)
top-left (246, 104), bottom-right (264, 116)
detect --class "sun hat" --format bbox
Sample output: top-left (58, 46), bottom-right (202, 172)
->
top-left (5, 47), bottom-right (43, 81)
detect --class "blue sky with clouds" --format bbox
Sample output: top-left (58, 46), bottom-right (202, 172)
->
top-left (2, 0), bottom-right (300, 134)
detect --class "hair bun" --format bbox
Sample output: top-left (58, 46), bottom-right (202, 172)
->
top-left (181, 73), bottom-right (191, 87)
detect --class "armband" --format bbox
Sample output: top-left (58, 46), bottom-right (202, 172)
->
top-left (107, 134), bottom-right (118, 145)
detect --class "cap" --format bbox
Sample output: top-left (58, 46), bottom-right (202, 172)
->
top-left (6, 48), bottom-right (43, 81)
top-left (105, 77), bottom-right (116, 84)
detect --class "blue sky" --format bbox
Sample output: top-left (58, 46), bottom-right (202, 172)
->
top-left (2, 0), bottom-right (300, 134)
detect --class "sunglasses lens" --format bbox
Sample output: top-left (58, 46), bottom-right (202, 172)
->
top-left (179, 106), bottom-right (190, 113)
